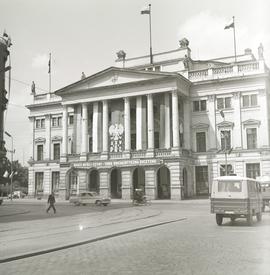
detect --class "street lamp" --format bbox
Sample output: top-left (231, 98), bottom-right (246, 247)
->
top-left (5, 131), bottom-right (14, 200)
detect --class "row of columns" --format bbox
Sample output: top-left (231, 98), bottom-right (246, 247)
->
top-left (61, 91), bottom-right (181, 159)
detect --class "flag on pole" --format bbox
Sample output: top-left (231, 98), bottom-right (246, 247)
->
top-left (48, 54), bottom-right (51, 74)
top-left (224, 22), bottom-right (234, 30)
top-left (141, 7), bottom-right (150, 14)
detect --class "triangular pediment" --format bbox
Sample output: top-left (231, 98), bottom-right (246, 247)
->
top-left (217, 121), bottom-right (234, 128)
top-left (242, 119), bottom-right (261, 126)
top-left (192, 123), bottom-right (209, 129)
top-left (56, 67), bottom-right (176, 94)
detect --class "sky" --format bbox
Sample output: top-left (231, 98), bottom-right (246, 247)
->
top-left (0, 0), bottom-right (269, 166)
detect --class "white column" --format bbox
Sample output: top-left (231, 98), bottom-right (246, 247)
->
top-left (92, 102), bottom-right (99, 153)
top-left (102, 100), bottom-right (108, 152)
top-left (232, 92), bottom-right (242, 149)
top-left (81, 103), bottom-right (88, 155)
top-left (259, 89), bottom-right (269, 147)
top-left (207, 95), bottom-right (216, 150)
top-left (172, 90), bottom-right (180, 147)
top-left (183, 98), bottom-right (191, 149)
top-left (147, 94), bottom-right (154, 149)
top-left (45, 114), bottom-right (51, 160)
top-left (61, 105), bottom-right (68, 160)
top-left (124, 97), bottom-right (131, 150)
top-left (136, 96), bottom-right (142, 150)
top-left (164, 93), bottom-right (171, 148)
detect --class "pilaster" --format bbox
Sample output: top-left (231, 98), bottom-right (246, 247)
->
top-left (61, 105), bottom-right (68, 162)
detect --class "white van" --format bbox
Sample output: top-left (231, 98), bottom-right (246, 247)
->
top-left (211, 176), bottom-right (263, 226)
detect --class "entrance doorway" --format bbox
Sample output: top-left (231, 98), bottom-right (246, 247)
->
top-left (132, 167), bottom-right (145, 198)
top-left (66, 170), bottom-right (78, 200)
top-left (110, 168), bottom-right (122, 198)
top-left (157, 166), bottom-right (171, 199)
top-left (89, 169), bottom-right (99, 193)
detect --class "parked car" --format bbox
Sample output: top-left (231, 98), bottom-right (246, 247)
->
top-left (8, 191), bottom-right (26, 199)
top-left (257, 176), bottom-right (270, 211)
top-left (69, 191), bottom-right (111, 206)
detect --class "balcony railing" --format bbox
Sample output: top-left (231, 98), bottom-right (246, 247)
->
top-left (33, 93), bottom-right (61, 104)
top-left (188, 61), bottom-right (264, 82)
top-left (65, 148), bottom-right (192, 163)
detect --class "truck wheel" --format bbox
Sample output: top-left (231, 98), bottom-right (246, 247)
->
top-left (247, 213), bottom-right (253, 226)
top-left (95, 200), bottom-right (102, 206)
top-left (256, 212), bottom-right (262, 222)
top-left (216, 214), bottom-right (223, 226)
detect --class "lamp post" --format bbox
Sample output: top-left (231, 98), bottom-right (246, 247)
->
top-left (5, 131), bottom-right (14, 200)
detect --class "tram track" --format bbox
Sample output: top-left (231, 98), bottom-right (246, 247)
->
top-left (0, 217), bottom-right (186, 264)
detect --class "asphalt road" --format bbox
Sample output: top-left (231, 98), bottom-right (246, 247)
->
top-left (0, 201), bottom-right (269, 275)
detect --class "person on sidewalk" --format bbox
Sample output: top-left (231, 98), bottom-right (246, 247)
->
top-left (46, 192), bottom-right (56, 214)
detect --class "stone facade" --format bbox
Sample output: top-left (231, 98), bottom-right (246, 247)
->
top-left (27, 42), bottom-right (270, 200)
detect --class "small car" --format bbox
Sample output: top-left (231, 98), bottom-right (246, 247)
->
top-left (69, 191), bottom-right (111, 206)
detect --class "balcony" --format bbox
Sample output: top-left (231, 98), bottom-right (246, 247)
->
top-left (188, 61), bottom-right (265, 82)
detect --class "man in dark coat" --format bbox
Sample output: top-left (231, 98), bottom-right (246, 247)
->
top-left (46, 192), bottom-right (56, 214)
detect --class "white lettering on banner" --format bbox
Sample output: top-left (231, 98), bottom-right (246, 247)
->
top-left (73, 159), bottom-right (162, 169)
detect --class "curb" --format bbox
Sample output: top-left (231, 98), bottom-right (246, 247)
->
top-left (0, 217), bottom-right (186, 263)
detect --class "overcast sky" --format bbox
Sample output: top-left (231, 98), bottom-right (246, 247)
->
top-left (1, 0), bottom-right (269, 165)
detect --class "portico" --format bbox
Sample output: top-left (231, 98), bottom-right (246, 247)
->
top-left (54, 67), bottom-right (191, 200)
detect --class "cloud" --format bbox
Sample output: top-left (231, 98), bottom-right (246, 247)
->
top-left (31, 53), bottom-right (49, 69)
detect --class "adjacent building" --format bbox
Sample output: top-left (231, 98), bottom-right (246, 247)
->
top-left (27, 38), bottom-right (270, 200)
top-left (0, 33), bottom-right (11, 181)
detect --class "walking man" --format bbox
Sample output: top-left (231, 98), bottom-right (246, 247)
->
top-left (46, 192), bottom-right (56, 214)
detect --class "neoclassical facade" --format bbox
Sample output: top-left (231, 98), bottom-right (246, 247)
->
top-left (27, 40), bottom-right (270, 200)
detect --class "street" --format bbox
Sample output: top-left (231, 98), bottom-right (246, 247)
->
top-left (0, 200), bottom-right (269, 275)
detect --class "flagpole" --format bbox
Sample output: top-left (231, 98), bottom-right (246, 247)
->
top-left (49, 53), bottom-right (51, 93)
top-left (148, 4), bottom-right (153, 64)
top-left (232, 16), bottom-right (237, 63)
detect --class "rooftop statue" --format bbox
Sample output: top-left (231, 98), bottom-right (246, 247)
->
top-left (179, 38), bottom-right (189, 48)
top-left (116, 50), bottom-right (126, 60)
top-left (258, 43), bottom-right (264, 60)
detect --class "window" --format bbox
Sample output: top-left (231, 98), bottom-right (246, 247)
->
top-left (217, 97), bottom-right (231, 110)
top-left (37, 145), bottom-right (43, 161)
top-left (196, 132), bottom-right (206, 152)
top-left (52, 116), bottom-right (62, 127)
top-left (69, 115), bottom-right (74, 125)
top-left (220, 164), bottom-right (233, 176)
top-left (193, 100), bottom-right (206, 112)
top-left (242, 94), bottom-right (258, 107)
top-left (221, 130), bottom-right (231, 150)
top-left (35, 118), bottom-right (45, 129)
top-left (35, 172), bottom-right (44, 193)
top-left (246, 163), bottom-right (260, 179)
top-left (53, 143), bottom-right (60, 160)
top-left (218, 181), bottom-right (242, 192)
top-left (247, 128), bottom-right (257, 149)
top-left (195, 166), bottom-right (209, 195)
top-left (51, 172), bottom-right (60, 193)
